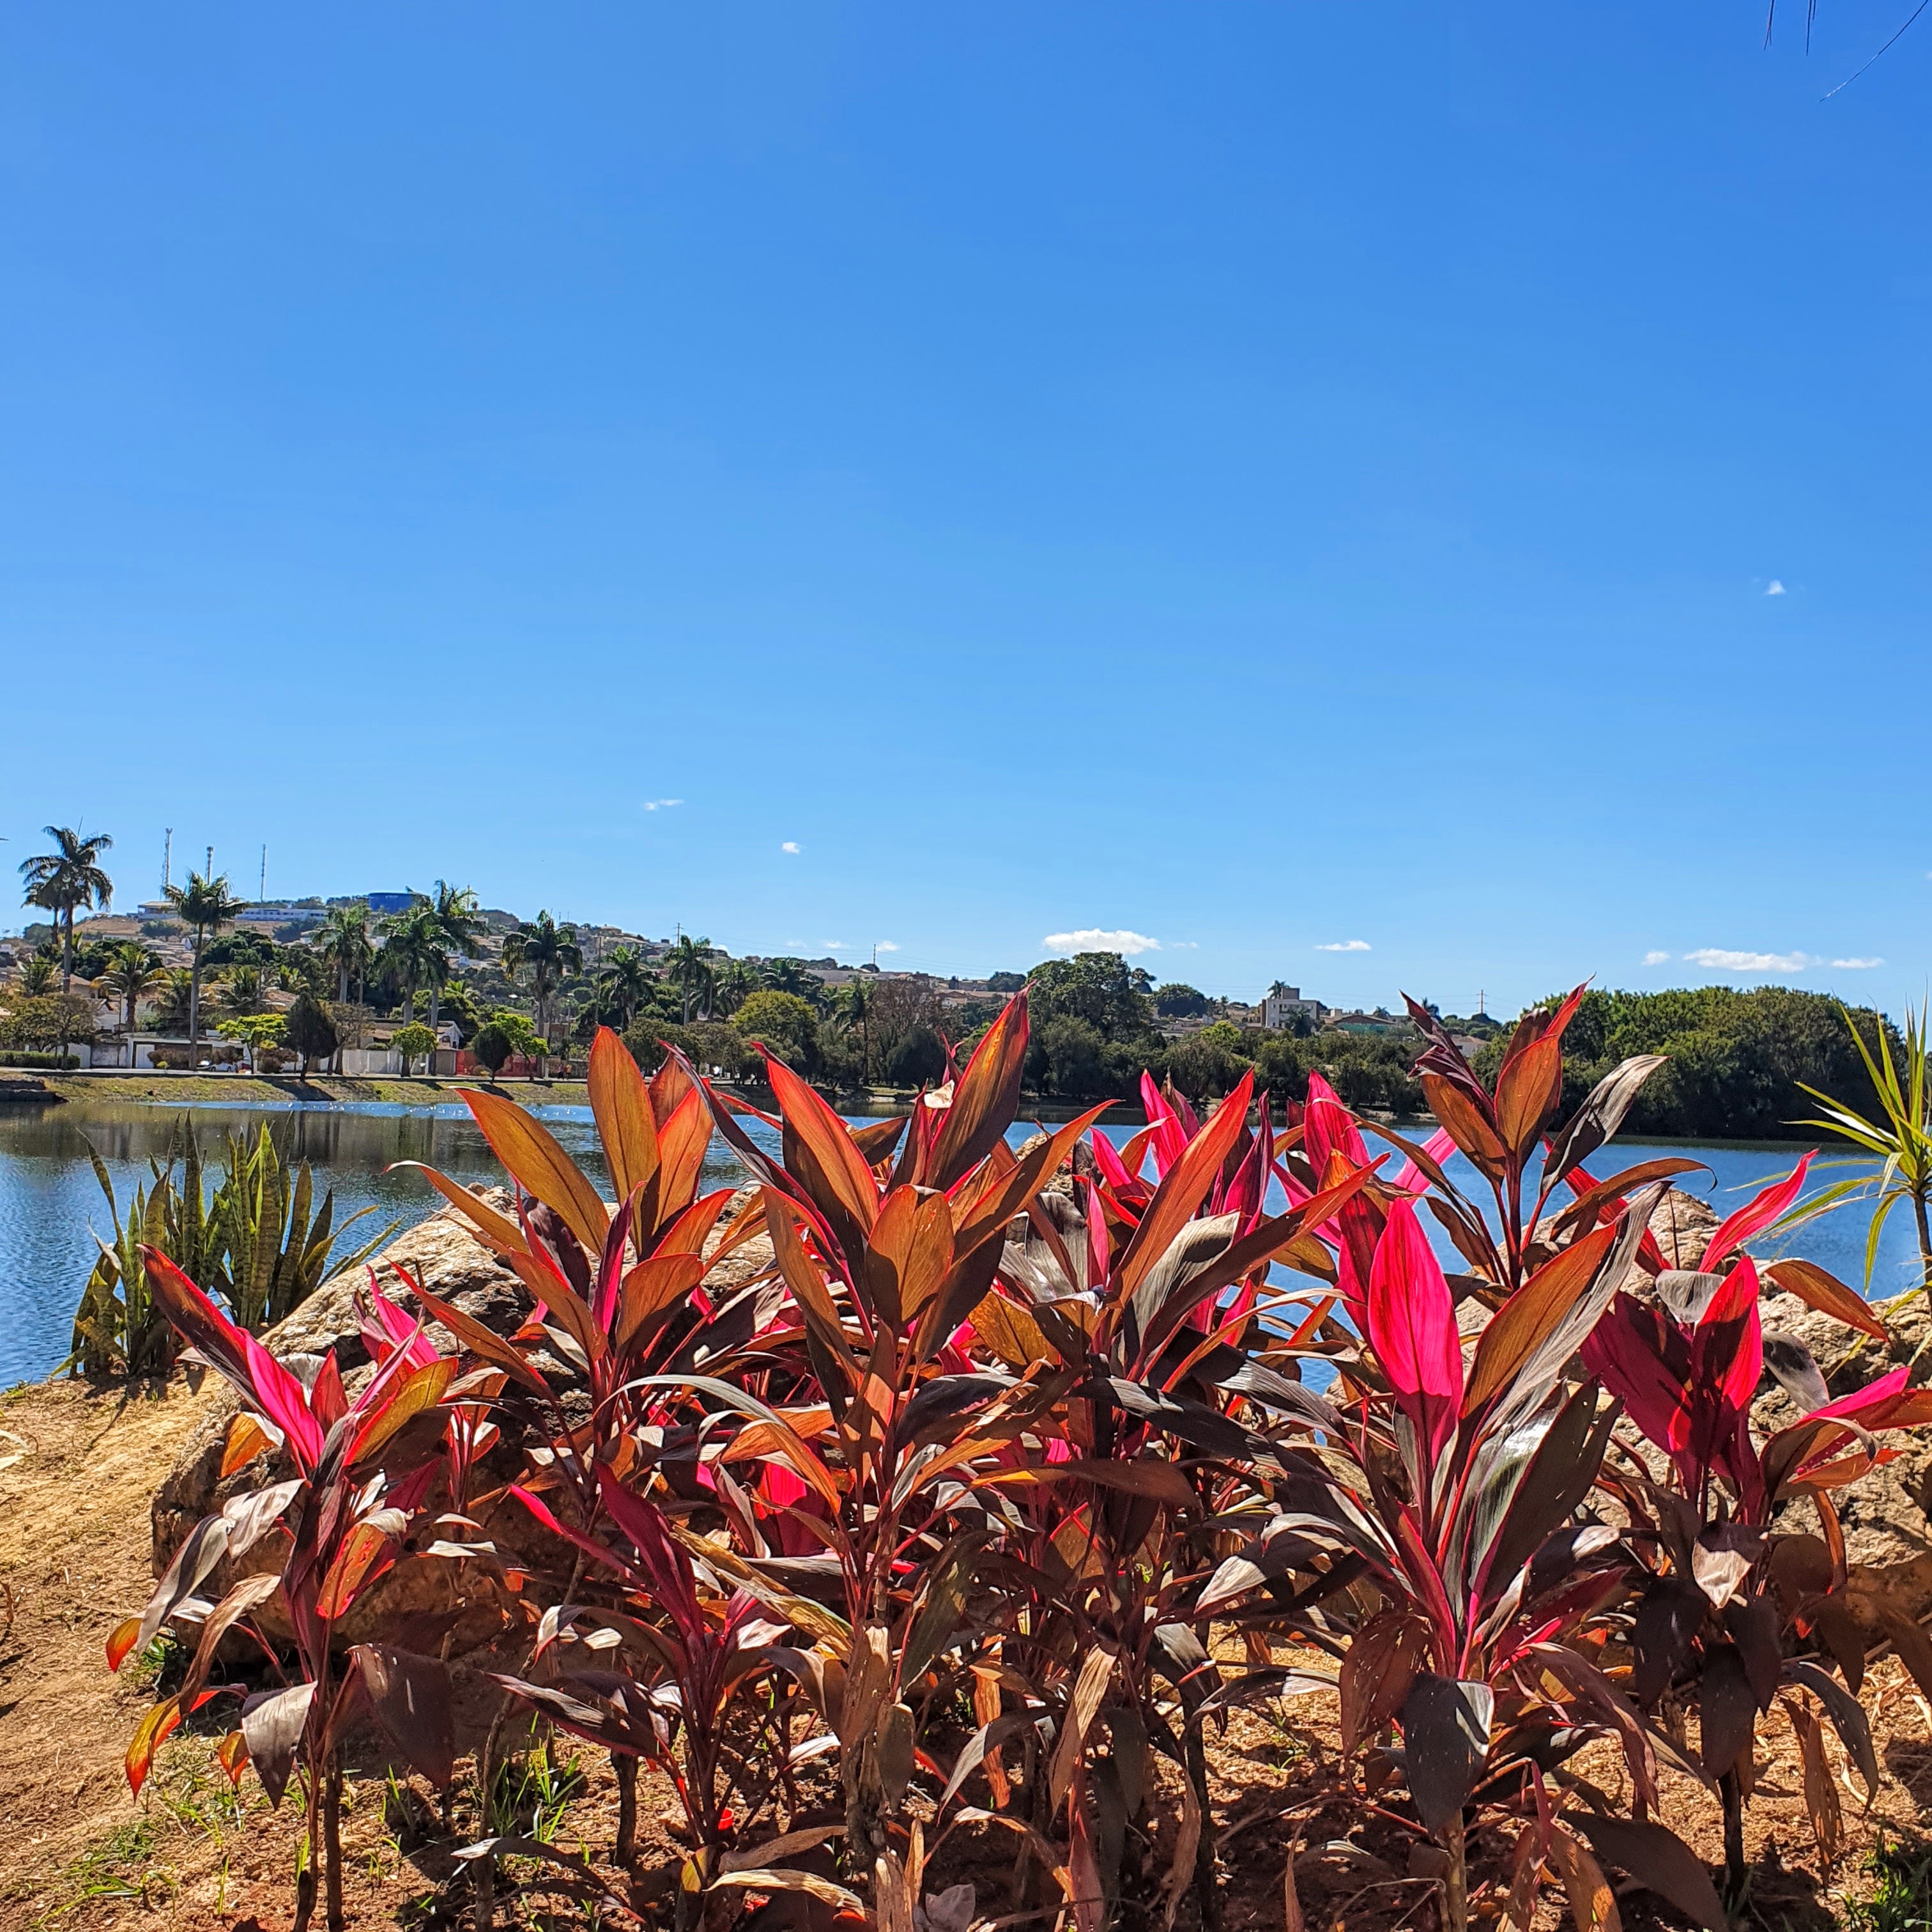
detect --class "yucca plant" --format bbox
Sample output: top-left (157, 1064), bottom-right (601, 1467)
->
top-left (71, 1142), bottom-right (181, 1377)
top-left (1796, 1002), bottom-right (1932, 1303)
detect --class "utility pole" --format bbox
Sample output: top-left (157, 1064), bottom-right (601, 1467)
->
top-left (162, 829), bottom-right (172, 894)
top-left (205, 845), bottom-right (213, 881)
top-left (259, 845), bottom-right (266, 902)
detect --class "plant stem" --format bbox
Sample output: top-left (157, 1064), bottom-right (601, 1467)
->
top-left (324, 1753), bottom-right (344, 1931)
top-left (615, 1751), bottom-right (638, 1863)
top-left (1441, 1815), bottom-right (1468, 1932)
top-left (1720, 1768), bottom-right (1746, 1905)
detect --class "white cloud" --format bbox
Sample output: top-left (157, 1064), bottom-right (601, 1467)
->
top-left (1643, 950), bottom-right (1671, 965)
top-left (1683, 947), bottom-right (1813, 972)
top-left (1043, 928), bottom-right (1160, 956)
top-left (1315, 939), bottom-right (1372, 953)
top-left (781, 841), bottom-right (801, 855)
top-left (1765, 580), bottom-right (1786, 596)
top-left (823, 940), bottom-right (846, 951)
top-left (641, 798), bottom-right (684, 811)
top-left (1832, 956), bottom-right (1884, 969)
top-left (875, 940), bottom-right (900, 953)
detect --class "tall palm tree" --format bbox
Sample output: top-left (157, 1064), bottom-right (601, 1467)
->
top-left (98, 941), bottom-right (165, 1040)
top-left (165, 870), bottom-right (246, 1054)
top-left (503, 912), bottom-right (583, 1070)
top-left (832, 974), bottom-right (875, 1084)
top-left (18, 953), bottom-right (59, 995)
top-left (19, 826), bottom-right (113, 990)
top-left (378, 906), bottom-right (447, 1037)
top-left (427, 882), bottom-right (484, 1036)
top-left (668, 933), bottom-right (713, 1023)
top-left (312, 907), bottom-right (373, 1004)
top-left (712, 957), bottom-right (758, 1019)
top-left (594, 944), bottom-right (654, 1030)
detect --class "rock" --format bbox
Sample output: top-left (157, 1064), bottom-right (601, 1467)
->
top-left (1012, 1131), bottom-right (1098, 1197)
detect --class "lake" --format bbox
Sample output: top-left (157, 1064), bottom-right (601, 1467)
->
top-left (0, 1097), bottom-right (1915, 1388)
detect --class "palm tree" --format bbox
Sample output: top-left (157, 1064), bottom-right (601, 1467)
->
top-left (220, 965), bottom-right (268, 1018)
top-left (712, 958), bottom-right (758, 1018)
top-left (427, 883), bottom-right (484, 1036)
top-left (832, 974), bottom-right (875, 1084)
top-left (98, 942), bottom-right (164, 1040)
top-left (668, 933), bottom-right (713, 1023)
top-left (19, 827), bottom-right (113, 990)
top-left (378, 906), bottom-right (447, 1039)
top-left (18, 954), bottom-right (58, 995)
top-left (313, 907), bottom-right (373, 1004)
top-left (594, 945), bottom-right (654, 1031)
top-left (165, 871), bottom-right (247, 1055)
top-left (503, 912), bottom-right (583, 1071)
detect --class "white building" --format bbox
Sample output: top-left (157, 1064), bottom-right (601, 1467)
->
top-left (1261, 982), bottom-right (1325, 1030)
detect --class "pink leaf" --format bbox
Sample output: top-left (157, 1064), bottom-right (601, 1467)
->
top-left (1699, 1154), bottom-right (1813, 1271)
top-left (1365, 1200), bottom-right (1462, 1464)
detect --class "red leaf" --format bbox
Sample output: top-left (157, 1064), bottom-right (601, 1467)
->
top-left (1366, 1200), bottom-right (1461, 1465)
top-left (1699, 1153), bottom-right (1813, 1271)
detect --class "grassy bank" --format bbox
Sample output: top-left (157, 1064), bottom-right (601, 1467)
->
top-left (40, 1071), bottom-right (592, 1107)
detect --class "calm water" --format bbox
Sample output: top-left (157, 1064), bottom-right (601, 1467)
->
top-left (0, 1098), bottom-right (1916, 1387)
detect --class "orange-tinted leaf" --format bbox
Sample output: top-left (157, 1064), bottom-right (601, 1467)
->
top-left (589, 1025), bottom-right (661, 1218)
top-left (387, 1163), bottom-right (531, 1257)
top-left (1463, 1223), bottom-right (1618, 1417)
top-left (505, 1250), bottom-right (606, 1367)
top-left (351, 1357), bottom-right (456, 1464)
top-left (1763, 1259), bottom-right (1889, 1344)
top-left (853, 1116), bottom-right (909, 1167)
top-left (764, 1192), bottom-right (858, 1379)
top-left (462, 1086), bottom-right (608, 1255)
top-left (316, 1520), bottom-right (397, 1620)
top-left (655, 1188), bottom-right (735, 1258)
top-left (615, 1252), bottom-right (707, 1351)
top-left (764, 1054), bottom-right (879, 1253)
top-left (217, 1729), bottom-right (250, 1787)
top-left (977, 1459), bottom-right (1197, 1511)
top-left (951, 1107), bottom-right (1110, 1256)
top-left (1340, 1611), bottom-right (1430, 1756)
top-left (126, 1695), bottom-right (183, 1795)
top-left (1422, 1075), bottom-right (1508, 1179)
top-left (967, 1291), bottom-right (1055, 1369)
top-left (220, 1411), bottom-right (279, 1480)
top-left (648, 1051), bottom-right (696, 1124)
top-left (106, 1615), bottom-right (144, 1672)
top-left (926, 992), bottom-right (1029, 1190)
top-left (1495, 1035), bottom-right (1563, 1159)
top-left (654, 1088), bottom-right (714, 1228)
top-left (406, 1276), bottom-right (549, 1393)
top-left (866, 1188), bottom-right (956, 1328)
top-left (1117, 1075), bottom-right (1255, 1301)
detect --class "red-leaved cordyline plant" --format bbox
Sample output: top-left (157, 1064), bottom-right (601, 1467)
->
top-left (926, 1071), bottom-right (1379, 1932)
top-left (1582, 1153), bottom-right (1932, 1902)
top-left (111, 1250), bottom-right (464, 1932)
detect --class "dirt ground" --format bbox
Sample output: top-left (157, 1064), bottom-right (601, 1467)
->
top-left (3, 1375), bottom-right (1928, 1932)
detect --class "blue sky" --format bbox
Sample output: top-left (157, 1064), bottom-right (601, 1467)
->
top-left (3, 6), bottom-right (1929, 1015)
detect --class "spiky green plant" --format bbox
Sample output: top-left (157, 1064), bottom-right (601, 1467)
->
top-left (1797, 1004), bottom-right (1932, 1302)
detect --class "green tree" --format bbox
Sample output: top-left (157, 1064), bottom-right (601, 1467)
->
top-left (19, 825), bottom-right (114, 990)
top-left (391, 1021), bottom-right (438, 1072)
top-left (427, 882), bottom-right (485, 1036)
top-left (1035, 1015), bottom-right (1108, 1098)
top-left (1153, 983), bottom-right (1211, 1019)
top-left (1026, 952), bottom-right (1156, 1042)
top-left (220, 965), bottom-right (268, 1018)
top-left (594, 945), bottom-right (656, 1030)
top-left (18, 951), bottom-right (58, 995)
top-left (470, 1020), bottom-right (516, 1082)
top-left (667, 933), bottom-right (714, 1023)
top-left (96, 942), bottom-right (165, 1039)
top-left (986, 970), bottom-right (1027, 993)
top-left (1166, 1021), bottom-right (1255, 1101)
top-left (313, 906), bottom-right (374, 1004)
top-left (758, 957), bottom-right (824, 1004)
top-left (503, 912), bottom-right (583, 1070)
top-left (0, 992), bottom-right (96, 1060)
top-left (830, 975), bottom-right (875, 1084)
top-left (218, 1011), bottom-right (288, 1070)
top-left (165, 870), bottom-right (247, 1055)
top-left (282, 992), bottom-right (338, 1077)
top-left (712, 958), bottom-right (760, 1018)
top-left (733, 988), bottom-right (820, 1071)
top-left (378, 903), bottom-right (447, 1034)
